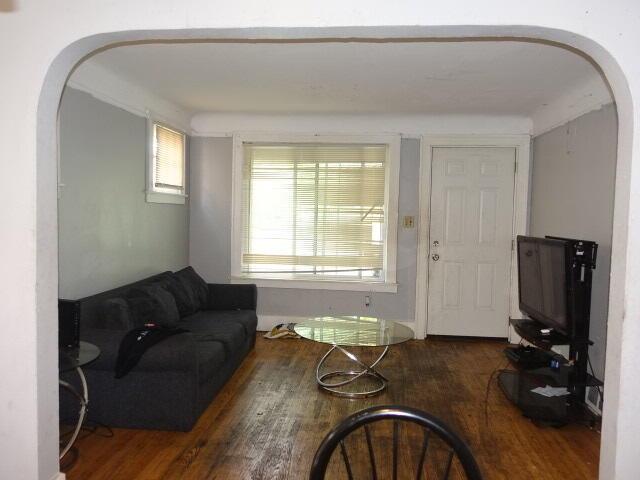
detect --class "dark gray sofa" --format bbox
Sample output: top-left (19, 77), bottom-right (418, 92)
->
top-left (70, 269), bottom-right (257, 431)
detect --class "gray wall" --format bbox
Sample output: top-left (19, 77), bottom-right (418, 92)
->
top-left (190, 137), bottom-right (419, 325)
top-left (58, 88), bottom-right (189, 299)
top-left (530, 103), bottom-right (617, 380)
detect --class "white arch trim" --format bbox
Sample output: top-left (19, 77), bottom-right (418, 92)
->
top-left (2, 14), bottom-right (632, 480)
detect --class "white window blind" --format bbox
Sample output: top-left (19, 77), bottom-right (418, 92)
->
top-left (240, 142), bottom-right (388, 281)
top-left (153, 123), bottom-right (185, 193)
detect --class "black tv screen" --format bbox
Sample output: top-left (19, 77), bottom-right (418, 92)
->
top-left (517, 236), bottom-right (569, 335)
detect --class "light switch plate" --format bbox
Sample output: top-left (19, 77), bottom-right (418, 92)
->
top-left (403, 216), bottom-right (415, 228)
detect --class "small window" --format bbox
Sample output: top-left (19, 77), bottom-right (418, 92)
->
top-left (231, 134), bottom-right (400, 292)
top-left (147, 122), bottom-right (186, 204)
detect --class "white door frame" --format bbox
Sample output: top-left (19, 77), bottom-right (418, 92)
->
top-left (414, 134), bottom-right (531, 341)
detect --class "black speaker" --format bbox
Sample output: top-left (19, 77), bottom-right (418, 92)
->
top-left (58, 299), bottom-right (80, 349)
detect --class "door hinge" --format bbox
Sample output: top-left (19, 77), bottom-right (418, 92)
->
top-left (512, 239), bottom-right (515, 251)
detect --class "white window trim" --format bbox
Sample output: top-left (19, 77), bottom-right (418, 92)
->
top-left (146, 119), bottom-right (187, 204)
top-left (230, 132), bottom-right (401, 292)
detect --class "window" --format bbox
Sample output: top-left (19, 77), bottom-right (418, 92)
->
top-left (147, 121), bottom-right (186, 204)
top-left (231, 134), bottom-right (400, 292)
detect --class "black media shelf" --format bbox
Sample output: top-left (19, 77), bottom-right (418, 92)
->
top-left (499, 318), bottom-right (601, 426)
top-left (500, 362), bottom-right (602, 388)
top-left (498, 370), bottom-right (569, 424)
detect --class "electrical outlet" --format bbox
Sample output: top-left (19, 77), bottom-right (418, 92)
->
top-left (403, 216), bottom-right (415, 228)
top-left (364, 295), bottom-right (371, 307)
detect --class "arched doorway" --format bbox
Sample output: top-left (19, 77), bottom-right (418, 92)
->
top-left (35, 27), bottom-right (633, 479)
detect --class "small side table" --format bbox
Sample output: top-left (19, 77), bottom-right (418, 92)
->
top-left (59, 341), bottom-right (100, 460)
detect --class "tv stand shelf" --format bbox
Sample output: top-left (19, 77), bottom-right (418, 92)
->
top-left (510, 318), bottom-right (570, 348)
top-left (502, 361), bottom-right (603, 388)
top-left (510, 319), bottom-right (594, 349)
top-left (501, 318), bottom-right (601, 425)
top-left (498, 370), bottom-right (569, 424)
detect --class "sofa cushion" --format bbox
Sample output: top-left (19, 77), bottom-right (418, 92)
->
top-left (115, 326), bottom-right (190, 378)
top-left (127, 284), bottom-right (180, 328)
top-left (99, 297), bottom-right (133, 330)
top-left (182, 310), bottom-right (257, 337)
top-left (158, 273), bottom-right (197, 317)
top-left (196, 340), bottom-right (227, 384)
top-left (175, 266), bottom-right (209, 311)
top-left (80, 328), bottom-right (198, 373)
top-left (183, 317), bottom-right (246, 356)
top-left (195, 324), bottom-right (246, 356)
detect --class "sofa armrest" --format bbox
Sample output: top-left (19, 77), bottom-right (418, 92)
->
top-left (206, 283), bottom-right (257, 311)
top-left (80, 328), bottom-right (198, 373)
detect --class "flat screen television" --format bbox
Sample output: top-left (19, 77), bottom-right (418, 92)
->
top-left (517, 236), bottom-right (571, 336)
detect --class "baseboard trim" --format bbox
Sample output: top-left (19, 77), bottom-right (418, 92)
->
top-left (51, 472), bottom-right (66, 480)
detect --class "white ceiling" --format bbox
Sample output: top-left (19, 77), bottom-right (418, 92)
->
top-left (76, 40), bottom-right (611, 118)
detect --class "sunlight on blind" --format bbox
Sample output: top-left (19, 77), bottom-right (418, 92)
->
top-left (241, 143), bottom-right (387, 281)
top-left (154, 124), bottom-right (185, 191)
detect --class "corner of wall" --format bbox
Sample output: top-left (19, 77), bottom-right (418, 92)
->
top-left (67, 59), bottom-right (193, 133)
top-left (530, 73), bottom-right (614, 137)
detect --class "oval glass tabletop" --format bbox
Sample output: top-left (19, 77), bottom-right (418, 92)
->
top-left (294, 316), bottom-right (414, 347)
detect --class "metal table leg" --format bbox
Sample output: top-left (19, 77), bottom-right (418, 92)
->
top-left (59, 367), bottom-right (88, 459)
top-left (316, 344), bottom-right (390, 398)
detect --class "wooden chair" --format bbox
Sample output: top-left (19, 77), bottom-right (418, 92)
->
top-left (309, 405), bottom-right (483, 480)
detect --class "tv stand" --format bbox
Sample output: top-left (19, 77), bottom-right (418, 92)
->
top-left (498, 318), bottom-right (601, 426)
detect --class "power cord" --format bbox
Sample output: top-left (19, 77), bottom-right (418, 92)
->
top-left (484, 358), bottom-right (512, 427)
top-left (586, 353), bottom-right (603, 400)
top-left (484, 340), bottom-right (527, 427)
top-left (60, 419), bottom-right (114, 442)
top-left (585, 352), bottom-right (603, 434)
top-left (60, 420), bottom-right (114, 472)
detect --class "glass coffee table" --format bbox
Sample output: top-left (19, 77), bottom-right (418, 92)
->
top-left (294, 316), bottom-right (414, 398)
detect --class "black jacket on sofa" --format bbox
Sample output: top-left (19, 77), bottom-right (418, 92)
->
top-left (64, 268), bottom-right (257, 431)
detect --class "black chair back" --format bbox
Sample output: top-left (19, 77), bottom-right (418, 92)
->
top-left (309, 405), bottom-right (483, 480)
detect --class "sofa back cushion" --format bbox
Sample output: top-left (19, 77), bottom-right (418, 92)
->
top-left (161, 273), bottom-right (198, 317)
top-left (127, 284), bottom-right (180, 328)
top-left (99, 297), bottom-right (133, 330)
top-left (76, 272), bottom-right (171, 329)
top-left (174, 266), bottom-right (209, 311)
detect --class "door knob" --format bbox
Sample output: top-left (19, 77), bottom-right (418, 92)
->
top-left (431, 254), bottom-right (440, 261)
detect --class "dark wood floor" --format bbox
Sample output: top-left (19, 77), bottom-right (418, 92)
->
top-left (64, 336), bottom-right (600, 479)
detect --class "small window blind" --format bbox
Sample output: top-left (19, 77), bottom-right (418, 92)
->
top-left (241, 143), bottom-right (388, 281)
top-left (153, 124), bottom-right (185, 192)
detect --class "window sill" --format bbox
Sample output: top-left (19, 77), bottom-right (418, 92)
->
top-left (146, 191), bottom-right (186, 205)
top-left (230, 276), bottom-right (398, 293)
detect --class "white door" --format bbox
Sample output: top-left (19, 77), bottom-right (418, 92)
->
top-left (427, 147), bottom-right (516, 337)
